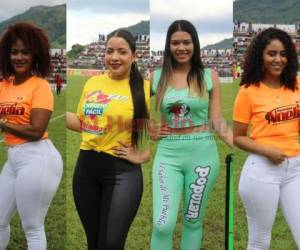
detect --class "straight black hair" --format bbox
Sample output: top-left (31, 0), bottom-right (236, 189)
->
top-left (107, 29), bottom-right (149, 146)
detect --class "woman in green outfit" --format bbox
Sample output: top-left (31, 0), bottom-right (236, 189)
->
top-left (150, 20), bottom-right (233, 250)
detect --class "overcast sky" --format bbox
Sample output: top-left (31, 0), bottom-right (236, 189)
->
top-left (151, 0), bottom-right (233, 50)
top-left (68, 0), bottom-right (233, 50)
top-left (0, 0), bottom-right (233, 51)
top-left (67, 0), bottom-right (149, 50)
top-left (0, 0), bottom-right (65, 22)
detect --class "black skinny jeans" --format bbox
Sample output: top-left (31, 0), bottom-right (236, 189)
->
top-left (73, 150), bottom-right (143, 250)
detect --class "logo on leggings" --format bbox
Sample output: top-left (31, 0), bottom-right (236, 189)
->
top-left (157, 162), bottom-right (170, 225)
top-left (185, 166), bottom-right (210, 222)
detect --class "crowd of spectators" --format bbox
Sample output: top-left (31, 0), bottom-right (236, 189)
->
top-left (48, 49), bottom-right (66, 86)
top-left (68, 33), bottom-right (150, 78)
top-left (69, 22), bottom-right (300, 81)
top-left (150, 48), bottom-right (234, 78)
top-left (233, 21), bottom-right (300, 70)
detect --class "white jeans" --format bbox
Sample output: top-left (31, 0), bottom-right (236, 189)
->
top-left (239, 154), bottom-right (300, 250)
top-left (0, 139), bottom-right (63, 250)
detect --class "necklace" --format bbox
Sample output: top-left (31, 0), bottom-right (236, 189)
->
top-left (261, 81), bottom-right (282, 104)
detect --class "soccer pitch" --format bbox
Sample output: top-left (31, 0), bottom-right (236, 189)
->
top-left (0, 77), bottom-right (296, 249)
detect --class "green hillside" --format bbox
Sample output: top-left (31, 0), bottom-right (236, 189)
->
top-left (203, 38), bottom-right (233, 50)
top-left (233, 0), bottom-right (300, 24)
top-left (0, 4), bottom-right (66, 48)
top-left (126, 20), bottom-right (149, 35)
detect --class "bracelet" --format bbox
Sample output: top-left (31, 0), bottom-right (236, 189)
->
top-left (0, 118), bottom-right (7, 133)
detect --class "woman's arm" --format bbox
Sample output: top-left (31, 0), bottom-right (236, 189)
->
top-left (66, 112), bottom-right (81, 132)
top-left (148, 115), bottom-right (171, 140)
top-left (0, 108), bottom-right (51, 141)
top-left (113, 141), bottom-right (151, 164)
top-left (233, 121), bottom-right (287, 164)
top-left (209, 70), bottom-right (233, 147)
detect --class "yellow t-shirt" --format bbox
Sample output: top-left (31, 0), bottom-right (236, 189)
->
top-left (0, 76), bottom-right (53, 146)
top-left (233, 79), bottom-right (300, 157)
top-left (77, 73), bottom-right (150, 156)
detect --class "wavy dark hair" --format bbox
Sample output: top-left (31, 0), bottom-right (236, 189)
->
top-left (107, 29), bottom-right (149, 147)
top-left (241, 27), bottom-right (298, 91)
top-left (0, 21), bottom-right (51, 78)
top-left (155, 20), bottom-right (205, 110)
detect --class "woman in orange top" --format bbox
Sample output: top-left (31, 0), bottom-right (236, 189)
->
top-left (233, 28), bottom-right (300, 249)
top-left (0, 22), bottom-right (62, 250)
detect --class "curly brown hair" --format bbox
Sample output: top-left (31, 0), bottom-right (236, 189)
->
top-left (241, 27), bottom-right (298, 91)
top-left (0, 21), bottom-right (51, 78)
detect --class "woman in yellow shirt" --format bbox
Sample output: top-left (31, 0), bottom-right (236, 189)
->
top-left (67, 29), bottom-right (150, 250)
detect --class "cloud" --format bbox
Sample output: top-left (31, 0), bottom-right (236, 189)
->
top-left (67, 10), bottom-right (149, 50)
top-left (151, 0), bottom-right (232, 21)
top-left (150, 0), bottom-right (233, 50)
top-left (68, 0), bottom-right (233, 50)
top-left (68, 0), bottom-right (148, 14)
top-left (150, 15), bottom-right (233, 34)
top-left (0, 0), bottom-right (65, 21)
top-left (67, 0), bottom-right (149, 50)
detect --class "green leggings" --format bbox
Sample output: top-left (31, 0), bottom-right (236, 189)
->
top-left (151, 132), bottom-right (219, 250)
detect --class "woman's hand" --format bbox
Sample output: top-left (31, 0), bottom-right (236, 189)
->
top-left (112, 141), bottom-right (150, 164)
top-left (148, 122), bottom-right (171, 140)
top-left (1, 109), bottom-right (52, 140)
top-left (66, 112), bottom-right (81, 132)
top-left (233, 121), bottom-right (287, 165)
top-left (263, 146), bottom-right (287, 165)
top-left (209, 70), bottom-right (233, 147)
top-left (0, 118), bottom-right (7, 132)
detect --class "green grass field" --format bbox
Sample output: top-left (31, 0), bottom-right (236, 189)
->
top-left (0, 77), bottom-right (297, 249)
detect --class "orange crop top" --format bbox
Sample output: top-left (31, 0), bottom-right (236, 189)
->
top-left (233, 80), bottom-right (300, 157)
top-left (0, 76), bottom-right (53, 145)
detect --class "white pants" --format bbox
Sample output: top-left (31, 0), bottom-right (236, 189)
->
top-left (0, 139), bottom-right (63, 250)
top-left (239, 154), bottom-right (300, 250)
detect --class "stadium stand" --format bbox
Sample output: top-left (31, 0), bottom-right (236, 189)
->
top-left (68, 33), bottom-right (150, 79)
top-left (233, 21), bottom-right (300, 72)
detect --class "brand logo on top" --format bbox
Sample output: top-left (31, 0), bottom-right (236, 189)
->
top-left (0, 102), bottom-right (25, 116)
top-left (265, 104), bottom-right (300, 124)
top-left (84, 90), bottom-right (129, 116)
top-left (167, 101), bottom-right (193, 127)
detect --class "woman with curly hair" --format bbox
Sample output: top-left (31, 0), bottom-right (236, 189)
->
top-left (0, 22), bottom-right (63, 250)
top-left (233, 28), bottom-right (300, 249)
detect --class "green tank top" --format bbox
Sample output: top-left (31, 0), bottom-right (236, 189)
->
top-left (151, 68), bottom-right (213, 128)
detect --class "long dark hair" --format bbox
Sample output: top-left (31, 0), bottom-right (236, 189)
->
top-left (241, 27), bottom-right (298, 91)
top-left (155, 19), bottom-right (205, 110)
top-left (0, 21), bottom-right (51, 78)
top-left (107, 29), bottom-right (148, 147)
